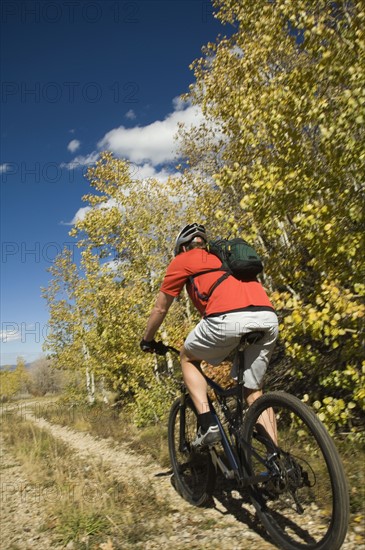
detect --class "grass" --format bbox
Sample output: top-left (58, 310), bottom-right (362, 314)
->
top-left (336, 438), bottom-right (365, 516)
top-left (0, 411), bottom-right (173, 549)
top-left (37, 398), bottom-right (365, 519)
top-left (53, 508), bottom-right (109, 547)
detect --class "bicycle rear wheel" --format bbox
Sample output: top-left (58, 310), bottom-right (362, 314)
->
top-left (168, 396), bottom-right (216, 506)
top-left (241, 391), bottom-right (349, 550)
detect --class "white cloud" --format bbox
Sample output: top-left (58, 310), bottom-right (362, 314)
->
top-left (63, 97), bottom-right (204, 173)
top-left (67, 139), bottom-right (81, 153)
top-left (64, 97), bottom-right (204, 226)
top-left (0, 163), bottom-right (10, 173)
top-left (98, 101), bottom-right (203, 165)
top-left (70, 205), bottom-right (92, 224)
top-left (61, 198), bottom-right (124, 226)
top-left (134, 162), bottom-right (178, 182)
top-left (60, 151), bottom-right (99, 170)
top-left (1, 327), bottom-right (21, 343)
top-left (125, 109), bottom-right (136, 120)
top-left (172, 96), bottom-right (190, 111)
top-left (61, 206), bottom-right (92, 226)
top-left (66, 165), bottom-right (180, 226)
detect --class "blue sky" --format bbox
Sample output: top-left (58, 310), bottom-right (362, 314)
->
top-left (0, 0), bottom-right (227, 366)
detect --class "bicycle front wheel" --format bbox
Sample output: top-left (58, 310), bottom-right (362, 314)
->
top-left (168, 396), bottom-right (216, 506)
top-left (241, 391), bottom-right (349, 550)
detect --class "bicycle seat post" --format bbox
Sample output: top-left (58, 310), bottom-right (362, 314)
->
top-left (236, 348), bottom-right (246, 386)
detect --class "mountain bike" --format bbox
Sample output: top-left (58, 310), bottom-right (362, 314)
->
top-left (158, 331), bottom-right (349, 550)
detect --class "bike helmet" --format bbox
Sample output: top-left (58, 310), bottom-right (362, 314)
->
top-left (174, 223), bottom-right (207, 256)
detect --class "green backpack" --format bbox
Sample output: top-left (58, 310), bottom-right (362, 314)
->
top-left (208, 238), bottom-right (263, 280)
top-left (189, 237), bottom-right (263, 302)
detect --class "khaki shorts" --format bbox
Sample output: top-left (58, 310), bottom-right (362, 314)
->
top-left (184, 310), bottom-right (279, 390)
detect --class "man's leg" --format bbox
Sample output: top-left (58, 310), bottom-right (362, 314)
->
top-left (244, 388), bottom-right (278, 445)
top-left (180, 345), bottom-right (209, 414)
top-left (180, 346), bottom-right (221, 446)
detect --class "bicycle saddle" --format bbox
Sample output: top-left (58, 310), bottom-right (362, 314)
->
top-left (239, 330), bottom-right (264, 346)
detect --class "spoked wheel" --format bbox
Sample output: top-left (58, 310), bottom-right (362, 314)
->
top-left (168, 396), bottom-right (216, 506)
top-left (241, 391), bottom-right (349, 550)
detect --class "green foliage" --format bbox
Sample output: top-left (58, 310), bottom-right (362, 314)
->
top-left (0, 357), bottom-right (30, 401)
top-left (178, 0), bottom-right (365, 437)
top-left (0, 370), bottom-right (18, 401)
top-left (130, 375), bottom-right (179, 427)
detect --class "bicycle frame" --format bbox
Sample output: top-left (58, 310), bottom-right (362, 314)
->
top-left (207, 377), bottom-right (274, 487)
top-left (178, 340), bottom-right (277, 489)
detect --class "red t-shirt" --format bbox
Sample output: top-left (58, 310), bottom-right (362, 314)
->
top-left (160, 249), bottom-right (274, 317)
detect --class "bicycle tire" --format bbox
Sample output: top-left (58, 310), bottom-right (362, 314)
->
top-left (168, 396), bottom-right (216, 506)
top-left (241, 391), bottom-right (349, 550)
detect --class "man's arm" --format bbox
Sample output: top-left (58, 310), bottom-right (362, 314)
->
top-left (143, 291), bottom-right (175, 342)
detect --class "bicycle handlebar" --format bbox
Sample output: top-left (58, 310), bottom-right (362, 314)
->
top-left (141, 340), bottom-right (179, 356)
top-left (156, 343), bottom-right (180, 356)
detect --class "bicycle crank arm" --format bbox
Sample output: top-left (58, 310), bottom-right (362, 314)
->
top-left (240, 471), bottom-right (275, 488)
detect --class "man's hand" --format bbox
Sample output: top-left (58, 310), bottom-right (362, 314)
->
top-left (140, 339), bottom-right (168, 355)
top-left (140, 339), bottom-right (155, 353)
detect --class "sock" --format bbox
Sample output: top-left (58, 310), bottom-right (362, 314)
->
top-left (198, 411), bottom-right (216, 431)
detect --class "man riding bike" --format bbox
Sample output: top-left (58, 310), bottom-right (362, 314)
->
top-left (140, 223), bottom-right (279, 447)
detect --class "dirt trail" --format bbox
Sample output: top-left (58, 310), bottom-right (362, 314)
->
top-left (1, 408), bottom-right (363, 549)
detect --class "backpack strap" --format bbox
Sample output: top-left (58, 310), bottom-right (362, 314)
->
top-left (188, 268), bottom-right (231, 302)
